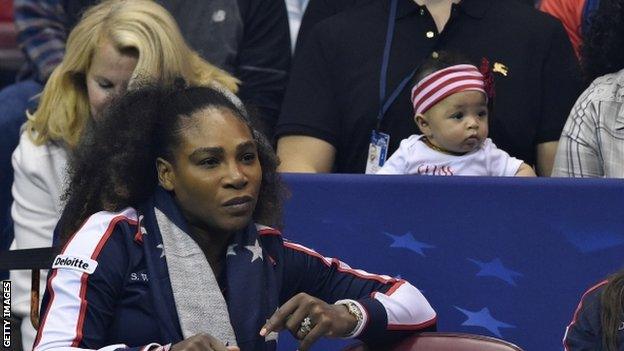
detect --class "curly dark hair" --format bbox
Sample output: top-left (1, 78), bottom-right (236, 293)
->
top-left (57, 84), bottom-right (286, 242)
top-left (581, 0), bottom-right (624, 83)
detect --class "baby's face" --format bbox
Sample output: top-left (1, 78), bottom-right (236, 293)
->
top-left (418, 91), bottom-right (488, 154)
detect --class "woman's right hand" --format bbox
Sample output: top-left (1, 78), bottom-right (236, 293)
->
top-left (170, 333), bottom-right (240, 351)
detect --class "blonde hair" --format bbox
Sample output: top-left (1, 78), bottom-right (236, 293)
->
top-left (27, 0), bottom-right (239, 147)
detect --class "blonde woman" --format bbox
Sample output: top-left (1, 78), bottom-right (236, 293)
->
top-left (9, 1), bottom-right (237, 349)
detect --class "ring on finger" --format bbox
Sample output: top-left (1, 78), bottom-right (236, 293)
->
top-left (298, 316), bottom-right (313, 336)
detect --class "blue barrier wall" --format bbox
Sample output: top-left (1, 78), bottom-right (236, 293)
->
top-left (277, 174), bottom-right (624, 351)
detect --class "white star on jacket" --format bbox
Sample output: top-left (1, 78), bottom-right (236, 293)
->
top-left (245, 240), bottom-right (263, 262)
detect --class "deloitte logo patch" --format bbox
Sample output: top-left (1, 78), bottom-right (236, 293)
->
top-left (52, 255), bottom-right (98, 274)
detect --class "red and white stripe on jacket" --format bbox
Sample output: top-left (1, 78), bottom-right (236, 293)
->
top-left (282, 240), bottom-right (437, 332)
top-left (34, 208), bottom-right (138, 351)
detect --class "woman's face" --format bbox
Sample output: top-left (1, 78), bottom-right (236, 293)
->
top-left (86, 40), bottom-right (138, 118)
top-left (159, 107), bottom-right (262, 236)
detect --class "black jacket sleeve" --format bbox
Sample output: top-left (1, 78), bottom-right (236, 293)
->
top-left (236, 0), bottom-right (291, 140)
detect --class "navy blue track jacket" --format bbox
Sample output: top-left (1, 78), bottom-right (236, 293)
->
top-left (33, 208), bottom-right (436, 350)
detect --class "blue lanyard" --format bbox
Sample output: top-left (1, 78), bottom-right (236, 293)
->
top-left (377, 0), bottom-right (419, 129)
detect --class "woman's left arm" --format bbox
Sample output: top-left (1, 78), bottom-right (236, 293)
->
top-left (263, 241), bottom-right (436, 350)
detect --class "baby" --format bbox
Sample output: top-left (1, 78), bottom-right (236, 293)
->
top-left (377, 53), bottom-right (535, 176)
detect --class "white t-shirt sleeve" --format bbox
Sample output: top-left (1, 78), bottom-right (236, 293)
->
top-left (484, 139), bottom-right (523, 176)
top-left (376, 137), bottom-right (413, 174)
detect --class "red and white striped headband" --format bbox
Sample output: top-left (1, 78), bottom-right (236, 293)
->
top-left (411, 64), bottom-right (486, 115)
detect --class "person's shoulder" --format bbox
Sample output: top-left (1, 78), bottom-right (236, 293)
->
top-left (13, 131), bottom-right (67, 169)
top-left (307, 0), bottom-right (383, 39)
top-left (61, 208), bottom-right (140, 257)
top-left (569, 69), bottom-right (624, 111)
top-left (256, 224), bottom-right (284, 247)
top-left (583, 279), bottom-right (608, 298)
top-left (52, 208), bottom-right (139, 283)
top-left (564, 280), bottom-right (608, 347)
top-left (403, 134), bottom-right (425, 150)
top-left (480, 138), bottom-right (499, 151)
top-left (256, 224), bottom-right (283, 238)
top-left (575, 280), bottom-right (608, 314)
top-left (306, 0), bottom-right (375, 18)
top-left (259, 225), bottom-right (325, 258)
top-left (480, 138), bottom-right (515, 161)
top-left (485, 0), bottom-right (563, 31)
top-left (15, 130), bottom-right (45, 152)
top-left (565, 279), bottom-right (608, 333)
top-left (393, 134), bottom-right (424, 160)
top-left (585, 68), bottom-right (624, 101)
top-left (15, 130), bottom-right (65, 155)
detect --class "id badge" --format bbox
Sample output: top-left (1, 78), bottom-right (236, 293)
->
top-left (365, 130), bottom-right (390, 174)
